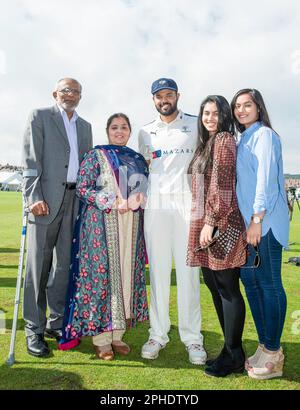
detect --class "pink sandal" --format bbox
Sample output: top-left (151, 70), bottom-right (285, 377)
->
top-left (247, 348), bottom-right (284, 380)
top-left (245, 344), bottom-right (264, 370)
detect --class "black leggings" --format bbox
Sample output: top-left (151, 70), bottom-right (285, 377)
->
top-left (202, 267), bottom-right (245, 350)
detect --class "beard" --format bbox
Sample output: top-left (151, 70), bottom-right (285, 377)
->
top-left (155, 101), bottom-right (178, 117)
top-left (60, 99), bottom-right (79, 113)
top-left (61, 102), bottom-right (78, 112)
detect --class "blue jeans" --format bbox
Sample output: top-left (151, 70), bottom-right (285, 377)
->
top-left (240, 229), bottom-right (287, 351)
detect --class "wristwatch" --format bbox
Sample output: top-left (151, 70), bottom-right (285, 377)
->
top-left (251, 215), bottom-right (263, 224)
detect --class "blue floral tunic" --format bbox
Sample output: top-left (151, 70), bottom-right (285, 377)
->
top-left (59, 145), bottom-right (149, 348)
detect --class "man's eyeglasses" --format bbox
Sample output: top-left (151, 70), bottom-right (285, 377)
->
top-left (58, 87), bottom-right (81, 96)
top-left (243, 245), bottom-right (261, 269)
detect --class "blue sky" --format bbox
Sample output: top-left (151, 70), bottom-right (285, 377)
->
top-left (0, 0), bottom-right (299, 172)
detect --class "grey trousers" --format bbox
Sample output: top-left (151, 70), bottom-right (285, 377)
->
top-left (23, 189), bottom-right (78, 336)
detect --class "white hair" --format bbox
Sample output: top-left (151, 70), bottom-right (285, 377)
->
top-left (54, 78), bottom-right (82, 92)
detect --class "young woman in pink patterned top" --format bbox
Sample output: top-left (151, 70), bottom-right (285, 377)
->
top-left (187, 95), bottom-right (247, 377)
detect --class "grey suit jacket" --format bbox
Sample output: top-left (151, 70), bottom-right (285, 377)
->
top-left (22, 104), bottom-right (93, 224)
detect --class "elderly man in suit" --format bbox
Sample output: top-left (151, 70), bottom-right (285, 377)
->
top-left (22, 78), bottom-right (93, 357)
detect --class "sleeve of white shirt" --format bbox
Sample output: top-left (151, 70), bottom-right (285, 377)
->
top-left (253, 127), bottom-right (276, 214)
top-left (138, 128), bottom-right (153, 162)
top-left (138, 129), bottom-right (145, 154)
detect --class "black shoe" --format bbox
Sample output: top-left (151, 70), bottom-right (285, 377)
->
top-left (44, 328), bottom-right (62, 340)
top-left (206, 345), bottom-right (228, 367)
top-left (205, 346), bottom-right (245, 378)
top-left (26, 334), bottom-right (50, 357)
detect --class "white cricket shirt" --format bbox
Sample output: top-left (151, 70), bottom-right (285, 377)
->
top-left (138, 110), bottom-right (198, 195)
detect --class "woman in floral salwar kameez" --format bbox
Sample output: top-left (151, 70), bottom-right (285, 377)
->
top-left (58, 113), bottom-right (149, 360)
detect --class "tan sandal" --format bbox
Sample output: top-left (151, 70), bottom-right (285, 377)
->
top-left (247, 348), bottom-right (284, 380)
top-left (245, 344), bottom-right (264, 370)
top-left (94, 344), bottom-right (114, 360)
top-left (112, 341), bottom-right (131, 355)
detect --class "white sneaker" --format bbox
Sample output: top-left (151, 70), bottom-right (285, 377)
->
top-left (141, 339), bottom-right (165, 359)
top-left (187, 344), bottom-right (207, 365)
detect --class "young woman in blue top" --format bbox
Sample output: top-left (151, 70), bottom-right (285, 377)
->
top-left (231, 89), bottom-right (289, 380)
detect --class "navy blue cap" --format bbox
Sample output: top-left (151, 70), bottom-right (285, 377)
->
top-left (151, 78), bottom-right (178, 95)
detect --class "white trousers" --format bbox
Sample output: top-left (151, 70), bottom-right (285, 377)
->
top-left (144, 194), bottom-right (203, 346)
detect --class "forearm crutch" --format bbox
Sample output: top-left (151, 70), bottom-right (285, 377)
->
top-left (7, 197), bottom-right (29, 366)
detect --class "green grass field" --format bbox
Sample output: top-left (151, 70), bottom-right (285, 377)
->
top-left (0, 192), bottom-right (299, 390)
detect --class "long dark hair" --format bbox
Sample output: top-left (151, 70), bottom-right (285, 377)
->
top-left (188, 95), bottom-right (234, 175)
top-left (106, 113), bottom-right (132, 135)
top-left (231, 88), bottom-right (272, 133)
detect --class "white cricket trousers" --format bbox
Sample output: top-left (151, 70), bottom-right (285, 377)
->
top-left (144, 194), bottom-right (203, 347)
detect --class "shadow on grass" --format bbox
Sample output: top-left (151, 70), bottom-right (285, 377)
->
top-left (11, 329), bottom-right (224, 370)
top-left (0, 248), bottom-right (19, 254)
top-left (4, 317), bottom-right (26, 331)
top-left (2, 329), bottom-right (299, 386)
top-left (0, 365), bottom-right (84, 390)
top-left (41, 326), bottom-right (300, 384)
top-left (22, 327), bottom-right (224, 370)
top-left (0, 266), bottom-right (18, 270)
top-left (284, 248), bottom-right (300, 253)
top-left (0, 277), bottom-right (20, 287)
